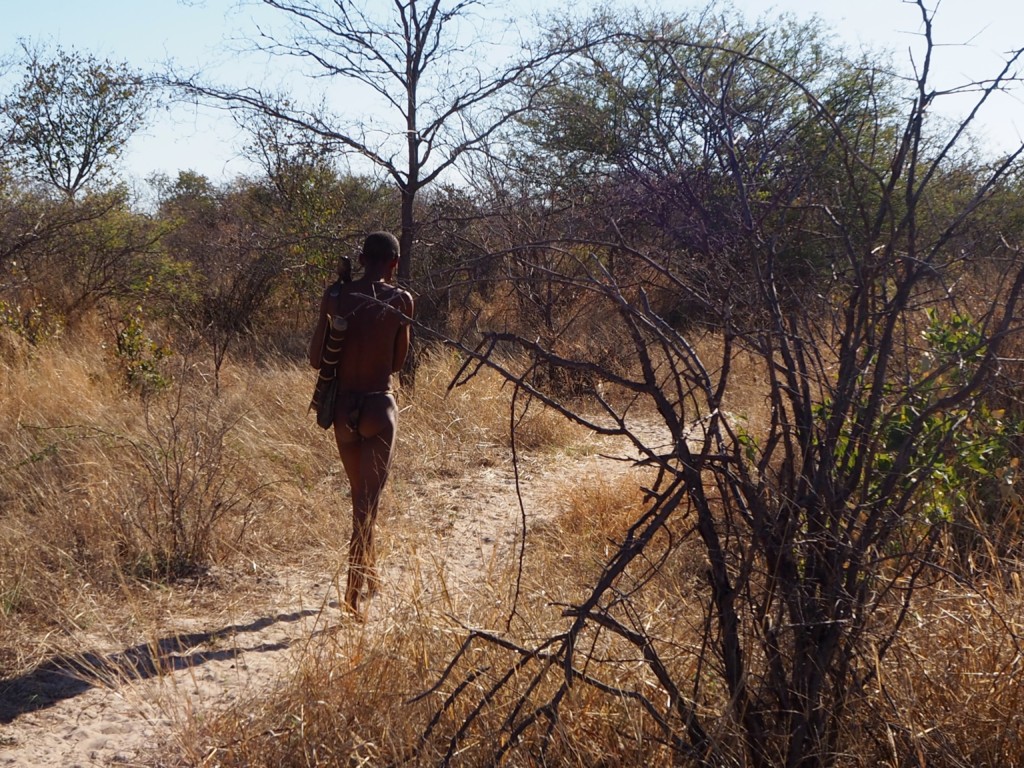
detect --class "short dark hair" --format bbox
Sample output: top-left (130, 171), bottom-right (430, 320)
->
top-left (362, 231), bottom-right (400, 264)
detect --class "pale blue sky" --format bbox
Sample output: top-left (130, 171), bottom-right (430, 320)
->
top-left (3, 0), bottom-right (1022, 186)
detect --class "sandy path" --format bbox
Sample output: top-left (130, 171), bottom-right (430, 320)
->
top-left (0, 421), bottom-right (660, 767)
top-left (0, 564), bottom-right (332, 767)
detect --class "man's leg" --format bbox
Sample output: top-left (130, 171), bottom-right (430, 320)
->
top-left (335, 434), bottom-right (365, 614)
top-left (335, 394), bottom-right (397, 616)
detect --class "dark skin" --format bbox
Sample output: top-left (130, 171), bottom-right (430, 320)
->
top-left (309, 248), bottom-right (414, 618)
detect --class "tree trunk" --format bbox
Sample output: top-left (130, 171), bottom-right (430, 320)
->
top-left (398, 186), bottom-right (415, 284)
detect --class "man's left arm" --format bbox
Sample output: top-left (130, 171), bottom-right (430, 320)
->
top-left (392, 291), bottom-right (414, 373)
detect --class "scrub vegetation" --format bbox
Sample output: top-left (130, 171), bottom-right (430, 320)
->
top-left (2, 1), bottom-right (1024, 766)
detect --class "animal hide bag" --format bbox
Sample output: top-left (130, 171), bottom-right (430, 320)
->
top-left (313, 376), bottom-right (338, 429)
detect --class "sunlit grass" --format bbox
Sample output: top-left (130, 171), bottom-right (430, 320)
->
top-left (3, 329), bottom-right (1024, 767)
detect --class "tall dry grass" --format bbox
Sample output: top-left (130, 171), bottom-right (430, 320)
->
top-left (166, 454), bottom-right (1024, 768)
top-left (859, 583), bottom-right (1024, 766)
top-left (0, 330), bottom-right (577, 673)
top-left (170, 469), bottom-right (1024, 768)
top-left (398, 346), bottom-right (573, 477)
top-left (0, 331), bottom-right (316, 669)
top-left (4, 325), bottom-right (1024, 766)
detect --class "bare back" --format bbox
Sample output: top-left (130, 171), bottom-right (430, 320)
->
top-left (309, 277), bottom-right (413, 393)
top-left (338, 280), bottom-right (411, 392)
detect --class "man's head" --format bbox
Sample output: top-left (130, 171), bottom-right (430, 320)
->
top-left (362, 231), bottom-right (400, 266)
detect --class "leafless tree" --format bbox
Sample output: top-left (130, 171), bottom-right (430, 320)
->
top-left (166, 0), bottom-right (587, 284)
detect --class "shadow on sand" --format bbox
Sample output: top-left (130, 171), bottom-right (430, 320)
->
top-left (0, 609), bottom-right (321, 724)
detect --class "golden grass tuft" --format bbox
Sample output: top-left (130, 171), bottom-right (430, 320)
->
top-left (172, 616), bottom-right (445, 767)
top-left (398, 347), bottom-right (582, 478)
top-left (531, 470), bottom-right (656, 597)
top-left (863, 582), bottom-right (1024, 766)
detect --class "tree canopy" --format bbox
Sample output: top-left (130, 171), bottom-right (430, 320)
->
top-left (2, 43), bottom-right (150, 199)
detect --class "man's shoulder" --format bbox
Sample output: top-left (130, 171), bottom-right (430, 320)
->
top-left (377, 283), bottom-right (413, 306)
top-left (391, 287), bottom-right (414, 316)
top-left (320, 281), bottom-right (346, 314)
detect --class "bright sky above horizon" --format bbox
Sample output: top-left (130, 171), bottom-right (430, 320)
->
top-left (2, 0), bottom-right (1022, 189)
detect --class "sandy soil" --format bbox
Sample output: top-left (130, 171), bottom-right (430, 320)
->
top-left (0, 425), bottom-right (658, 767)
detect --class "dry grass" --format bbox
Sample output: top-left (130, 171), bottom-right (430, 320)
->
top-left (168, 468), bottom-right (701, 767)
top-left (171, 615), bottom-right (445, 766)
top-left (0, 338), bottom-right (321, 673)
top-left (399, 346), bottom-right (574, 473)
top-left (0, 334), bottom-right (579, 672)
top-left (861, 582), bottom-right (1024, 766)
top-left (4, 326), bottom-right (1024, 767)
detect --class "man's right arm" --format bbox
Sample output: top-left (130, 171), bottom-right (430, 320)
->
top-left (391, 291), bottom-right (414, 373)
